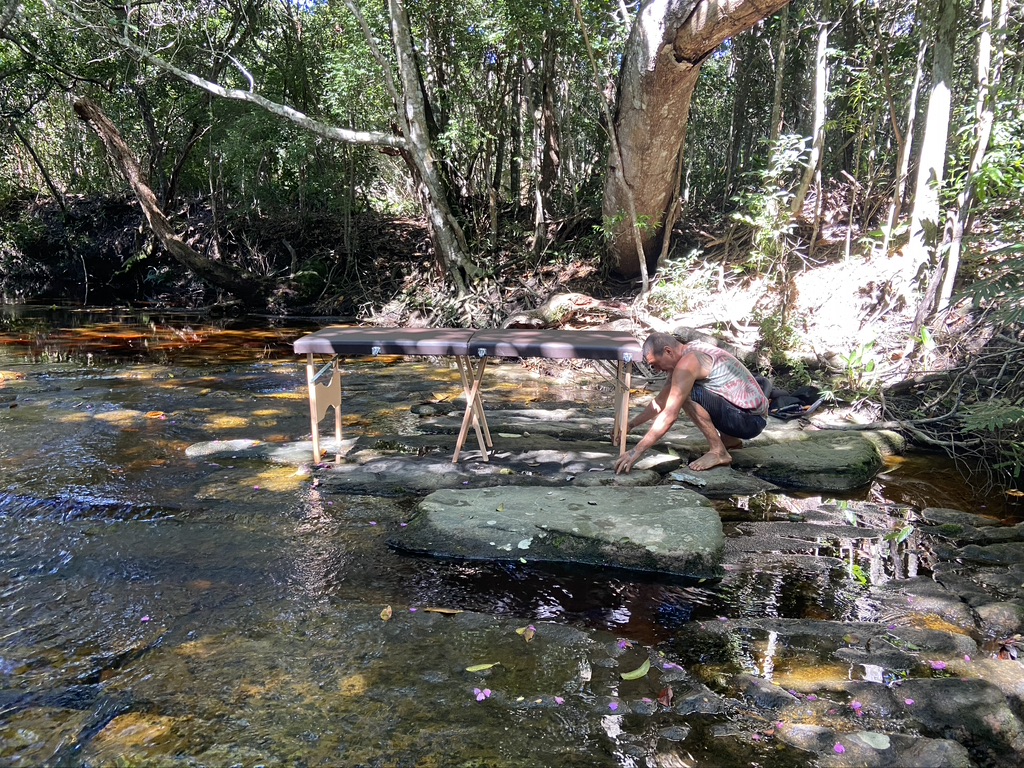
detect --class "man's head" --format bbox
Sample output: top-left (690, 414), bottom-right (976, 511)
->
top-left (642, 333), bottom-right (684, 373)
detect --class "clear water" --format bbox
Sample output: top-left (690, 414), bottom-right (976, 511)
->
top-left (0, 304), bottom-right (1015, 766)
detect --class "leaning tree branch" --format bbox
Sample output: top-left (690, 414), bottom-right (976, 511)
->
top-left (73, 96), bottom-right (267, 305)
top-left (45, 0), bottom-right (406, 149)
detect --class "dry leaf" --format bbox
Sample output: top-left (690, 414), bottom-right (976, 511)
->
top-left (515, 625), bottom-right (536, 643)
top-left (380, 605), bottom-right (393, 621)
top-left (423, 607), bottom-right (463, 615)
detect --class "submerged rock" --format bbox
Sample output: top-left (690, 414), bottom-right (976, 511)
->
top-left (391, 485), bottom-right (725, 579)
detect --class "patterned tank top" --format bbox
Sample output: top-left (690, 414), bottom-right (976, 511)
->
top-left (688, 342), bottom-right (768, 415)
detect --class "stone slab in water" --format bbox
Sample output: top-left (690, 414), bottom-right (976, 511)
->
top-left (391, 485), bottom-right (724, 580)
top-left (729, 430), bottom-right (901, 491)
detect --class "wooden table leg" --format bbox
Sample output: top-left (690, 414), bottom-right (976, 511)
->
top-left (306, 354), bottom-right (343, 465)
top-left (454, 355), bottom-right (489, 463)
top-left (615, 359), bottom-right (632, 457)
top-left (457, 356), bottom-right (492, 451)
top-left (332, 358), bottom-right (342, 465)
top-left (305, 353), bottom-right (321, 463)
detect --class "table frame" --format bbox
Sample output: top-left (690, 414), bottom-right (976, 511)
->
top-left (295, 327), bottom-right (640, 464)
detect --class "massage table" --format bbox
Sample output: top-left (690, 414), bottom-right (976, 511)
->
top-left (293, 327), bottom-right (641, 464)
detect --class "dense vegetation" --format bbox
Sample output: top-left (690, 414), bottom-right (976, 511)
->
top-left (1, 0), bottom-right (1022, 487)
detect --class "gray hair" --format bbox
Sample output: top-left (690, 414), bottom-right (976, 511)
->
top-left (641, 332), bottom-right (683, 358)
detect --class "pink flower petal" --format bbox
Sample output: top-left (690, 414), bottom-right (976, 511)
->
top-left (930, 660), bottom-right (947, 670)
top-left (608, 702), bottom-right (618, 712)
top-left (905, 698), bottom-right (915, 706)
top-left (851, 700), bottom-right (862, 711)
top-left (834, 743), bottom-right (846, 754)
top-left (554, 696), bottom-right (564, 705)
top-left (806, 694), bottom-right (818, 701)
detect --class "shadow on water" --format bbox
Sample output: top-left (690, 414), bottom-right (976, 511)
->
top-left (0, 304), bottom-right (1017, 766)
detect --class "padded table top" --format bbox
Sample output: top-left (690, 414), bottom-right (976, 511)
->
top-left (293, 327), bottom-right (475, 357)
top-left (294, 327), bottom-right (642, 363)
top-left (467, 328), bottom-right (641, 362)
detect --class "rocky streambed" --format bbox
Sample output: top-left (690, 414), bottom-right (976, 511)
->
top-left (185, 399), bottom-right (1024, 767)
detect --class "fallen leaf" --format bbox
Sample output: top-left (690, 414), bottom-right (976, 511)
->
top-left (620, 659), bottom-right (651, 680)
top-left (466, 663), bottom-right (500, 673)
top-left (380, 605), bottom-right (392, 621)
top-left (423, 607), bottom-right (463, 615)
top-left (515, 625), bottom-right (536, 643)
top-left (657, 687), bottom-right (674, 707)
top-left (855, 732), bottom-right (890, 750)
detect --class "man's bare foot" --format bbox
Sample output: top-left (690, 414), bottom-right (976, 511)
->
top-left (689, 449), bottom-right (732, 471)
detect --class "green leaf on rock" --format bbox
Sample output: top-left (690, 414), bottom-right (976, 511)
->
top-left (620, 659), bottom-right (650, 680)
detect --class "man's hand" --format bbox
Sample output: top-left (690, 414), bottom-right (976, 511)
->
top-left (614, 448), bottom-right (641, 474)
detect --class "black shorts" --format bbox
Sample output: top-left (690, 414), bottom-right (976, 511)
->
top-left (689, 384), bottom-right (767, 439)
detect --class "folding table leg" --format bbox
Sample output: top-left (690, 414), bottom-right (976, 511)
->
top-left (453, 356), bottom-right (489, 463)
top-left (305, 353), bottom-right (321, 463)
top-left (615, 360), bottom-right (632, 457)
top-left (306, 354), bottom-right (343, 465)
top-left (457, 356), bottom-right (492, 450)
top-left (332, 358), bottom-right (343, 465)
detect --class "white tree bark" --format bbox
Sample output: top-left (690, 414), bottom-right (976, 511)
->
top-left (790, 22), bottom-right (829, 218)
top-left (935, 0), bottom-right (1009, 313)
top-left (903, 0), bottom-right (959, 274)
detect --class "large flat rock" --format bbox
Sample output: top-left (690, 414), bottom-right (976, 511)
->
top-left (391, 486), bottom-right (724, 580)
top-left (728, 429), bottom-right (902, 491)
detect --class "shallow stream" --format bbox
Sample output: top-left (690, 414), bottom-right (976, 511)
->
top-left (0, 305), bottom-right (1019, 766)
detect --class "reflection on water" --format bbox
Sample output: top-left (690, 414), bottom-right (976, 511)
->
top-left (0, 304), bottom-right (1014, 766)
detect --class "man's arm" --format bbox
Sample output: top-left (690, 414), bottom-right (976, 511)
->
top-left (614, 353), bottom-right (703, 473)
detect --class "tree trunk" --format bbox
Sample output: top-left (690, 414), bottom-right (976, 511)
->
top-left (880, 29), bottom-right (927, 256)
top-left (604, 0), bottom-right (790, 279)
top-left (769, 4), bottom-right (790, 144)
top-left (388, 0), bottom-right (476, 293)
top-left (790, 22), bottom-right (829, 218)
top-left (903, 0), bottom-right (958, 277)
top-left (73, 97), bottom-right (267, 306)
top-left (933, 0), bottom-right (1008, 316)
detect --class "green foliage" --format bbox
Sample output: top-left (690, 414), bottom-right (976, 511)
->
top-left (960, 399), bottom-right (1024, 433)
top-left (883, 525), bottom-right (914, 545)
top-left (597, 212), bottom-right (657, 241)
top-left (838, 341), bottom-right (878, 394)
top-left (959, 243), bottom-right (1024, 325)
top-left (850, 563), bottom-right (868, 587)
top-left (729, 134), bottom-right (806, 273)
top-left (646, 250), bottom-right (720, 317)
top-left (753, 309), bottom-right (796, 369)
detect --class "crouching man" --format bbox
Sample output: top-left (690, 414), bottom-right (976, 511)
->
top-left (614, 333), bottom-right (768, 474)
